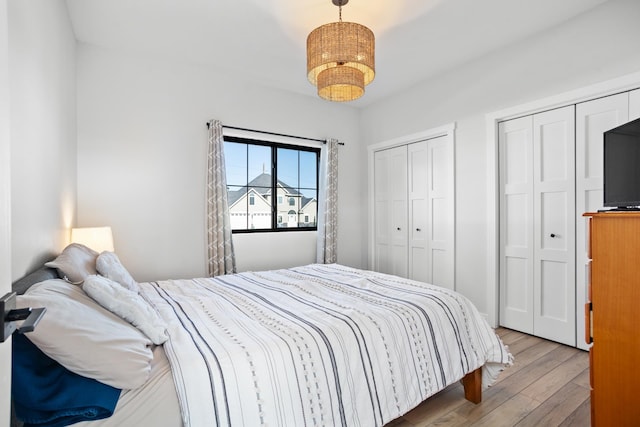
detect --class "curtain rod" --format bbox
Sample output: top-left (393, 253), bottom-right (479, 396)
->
top-left (206, 122), bottom-right (344, 145)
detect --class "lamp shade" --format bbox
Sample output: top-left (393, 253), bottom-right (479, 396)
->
top-left (71, 227), bottom-right (114, 253)
top-left (307, 20), bottom-right (375, 102)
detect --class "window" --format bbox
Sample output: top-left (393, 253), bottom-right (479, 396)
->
top-left (224, 136), bottom-right (320, 232)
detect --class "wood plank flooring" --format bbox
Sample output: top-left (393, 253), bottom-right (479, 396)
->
top-left (386, 327), bottom-right (590, 427)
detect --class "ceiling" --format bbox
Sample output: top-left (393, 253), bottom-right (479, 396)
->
top-left (65, 0), bottom-right (609, 107)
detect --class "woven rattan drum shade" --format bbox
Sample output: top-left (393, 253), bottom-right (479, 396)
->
top-left (317, 66), bottom-right (364, 102)
top-left (307, 20), bottom-right (375, 102)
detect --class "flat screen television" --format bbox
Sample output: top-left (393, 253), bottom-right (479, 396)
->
top-left (603, 117), bottom-right (640, 210)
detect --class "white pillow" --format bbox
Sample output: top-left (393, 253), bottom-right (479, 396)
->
top-left (83, 275), bottom-right (168, 345)
top-left (44, 243), bottom-right (98, 284)
top-left (17, 279), bottom-right (153, 389)
top-left (96, 251), bottom-right (139, 293)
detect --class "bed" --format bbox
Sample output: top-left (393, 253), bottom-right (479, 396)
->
top-left (10, 244), bottom-right (512, 427)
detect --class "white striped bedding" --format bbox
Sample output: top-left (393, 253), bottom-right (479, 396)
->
top-left (140, 263), bottom-right (512, 427)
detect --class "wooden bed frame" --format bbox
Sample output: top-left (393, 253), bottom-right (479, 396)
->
top-left (462, 367), bottom-right (482, 404)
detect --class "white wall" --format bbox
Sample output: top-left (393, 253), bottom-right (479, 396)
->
top-left (361, 0), bottom-right (640, 317)
top-left (0, 1), bottom-right (11, 424)
top-left (76, 45), bottom-right (364, 282)
top-left (8, 0), bottom-right (77, 279)
top-left (2, 0), bottom-right (76, 424)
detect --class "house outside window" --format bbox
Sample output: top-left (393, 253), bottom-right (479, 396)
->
top-left (224, 136), bottom-right (319, 232)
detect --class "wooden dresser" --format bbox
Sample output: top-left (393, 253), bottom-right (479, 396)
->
top-left (584, 212), bottom-right (640, 426)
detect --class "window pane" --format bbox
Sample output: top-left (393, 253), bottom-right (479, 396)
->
top-left (277, 148), bottom-right (299, 188)
top-left (247, 192), bottom-right (272, 230)
top-left (299, 150), bottom-right (317, 188)
top-left (248, 145), bottom-right (271, 184)
top-left (227, 186), bottom-right (248, 230)
top-left (299, 189), bottom-right (317, 227)
top-left (224, 142), bottom-right (247, 187)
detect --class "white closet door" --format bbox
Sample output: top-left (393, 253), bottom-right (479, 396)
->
top-left (426, 135), bottom-right (454, 289)
top-left (408, 141), bottom-right (428, 282)
top-left (630, 89), bottom-right (640, 121)
top-left (374, 145), bottom-right (408, 277)
top-left (575, 93), bottom-right (629, 350)
top-left (499, 116), bottom-right (534, 333)
top-left (532, 106), bottom-right (576, 346)
top-left (500, 106), bottom-right (576, 345)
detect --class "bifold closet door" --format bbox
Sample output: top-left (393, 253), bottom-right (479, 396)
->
top-left (407, 136), bottom-right (454, 288)
top-left (422, 136), bottom-right (454, 289)
top-left (499, 116), bottom-right (534, 333)
top-left (373, 135), bottom-right (454, 289)
top-left (532, 107), bottom-right (576, 346)
top-left (374, 145), bottom-right (408, 277)
top-left (500, 106), bottom-right (576, 346)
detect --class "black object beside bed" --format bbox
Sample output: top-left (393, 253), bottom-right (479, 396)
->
top-left (10, 266), bottom-right (60, 427)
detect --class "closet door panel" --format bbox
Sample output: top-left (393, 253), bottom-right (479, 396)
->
top-left (427, 136), bottom-right (454, 289)
top-left (575, 93), bottom-right (629, 350)
top-left (408, 142), bottom-right (428, 282)
top-left (374, 151), bottom-right (390, 273)
top-left (533, 106), bottom-right (576, 346)
top-left (390, 146), bottom-right (409, 277)
top-left (374, 146), bottom-right (408, 277)
top-left (499, 116), bottom-right (534, 333)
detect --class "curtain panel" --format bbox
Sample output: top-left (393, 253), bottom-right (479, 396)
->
top-left (316, 138), bottom-right (339, 264)
top-left (207, 119), bottom-right (236, 276)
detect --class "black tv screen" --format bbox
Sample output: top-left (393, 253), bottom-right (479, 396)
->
top-left (603, 117), bottom-right (640, 209)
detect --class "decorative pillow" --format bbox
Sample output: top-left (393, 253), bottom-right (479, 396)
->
top-left (17, 279), bottom-right (153, 389)
top-left (44, 243), bottom-right (98, 284)
top-left (96, 251), bottom-right (139, 293)
top-left (83, 275), bottom-right (168, 345)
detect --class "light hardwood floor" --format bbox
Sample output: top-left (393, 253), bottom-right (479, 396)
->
top-left (386, 327), bottom-right (590, 427)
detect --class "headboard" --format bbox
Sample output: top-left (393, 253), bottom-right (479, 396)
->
top-left (11, 266), bottom-right (59, 295)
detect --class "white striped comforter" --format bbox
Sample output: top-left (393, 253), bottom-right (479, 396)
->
top-left (140, 264), bottom-right (512, 427)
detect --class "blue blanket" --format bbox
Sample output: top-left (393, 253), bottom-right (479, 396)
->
top-left (12, 334), bottom-right (121, 427)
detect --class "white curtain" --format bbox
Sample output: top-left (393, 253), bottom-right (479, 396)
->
top-left (207, 119), bottom-right (236, 276)
top-left (316, 138), bottom-right (339, 264)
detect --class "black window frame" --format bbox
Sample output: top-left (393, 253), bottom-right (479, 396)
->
top-left (224, 135), bottom-right (320, 233)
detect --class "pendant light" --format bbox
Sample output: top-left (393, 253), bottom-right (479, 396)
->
top-left (306, 0), bottom-right (375, 102)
